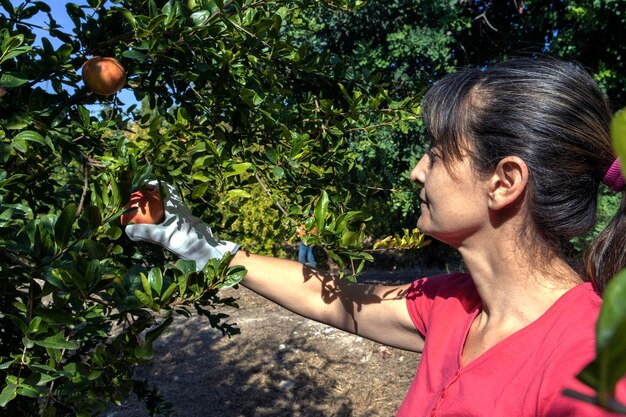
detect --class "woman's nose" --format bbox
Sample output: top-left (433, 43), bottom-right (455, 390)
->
top-left (410, 154), bottom-right (430, 185)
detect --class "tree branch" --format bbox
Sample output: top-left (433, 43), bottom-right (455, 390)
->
top-left (473, 12), bottom-right (498, 32)
top-left (254, 172), bottom-right (289, 217)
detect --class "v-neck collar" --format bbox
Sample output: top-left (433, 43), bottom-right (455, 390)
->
top-left (456, 282), bottom-right (591, 372)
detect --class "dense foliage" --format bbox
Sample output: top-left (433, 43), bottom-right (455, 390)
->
top-left (0, 0), bottom-right (418, 415)
top-left (286, 0), bottom-right (626, 247)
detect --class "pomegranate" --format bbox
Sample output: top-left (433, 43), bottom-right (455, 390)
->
top-left (82, 56), bottom-right (126, 96)
top-left (120, 189), bottom-right (165, 225)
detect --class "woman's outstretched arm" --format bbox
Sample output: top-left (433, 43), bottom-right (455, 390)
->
top-left (231, 250), bottom-right (425, 352)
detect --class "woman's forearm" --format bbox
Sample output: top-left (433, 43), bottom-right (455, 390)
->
top-left (229, 250), bottom-right (424, 351)
top-left (231, 250), bottom-right (345, 327)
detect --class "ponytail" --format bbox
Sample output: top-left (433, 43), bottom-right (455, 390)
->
top-left (585, 187), bottom-right (626, 294)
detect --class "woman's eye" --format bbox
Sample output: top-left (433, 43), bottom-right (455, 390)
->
top-left (426, 149), bottom-right (438, 167)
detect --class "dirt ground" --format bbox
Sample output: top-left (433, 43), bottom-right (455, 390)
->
top-left (110, 267), bottom-right (435, 417)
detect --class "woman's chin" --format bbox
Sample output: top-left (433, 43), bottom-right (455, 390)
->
top-left (416, 218), bottom-right (431, 235)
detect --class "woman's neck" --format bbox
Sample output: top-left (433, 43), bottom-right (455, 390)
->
top-left (457, 236), bottom-right (582, 324)
top-left (457, 237), bottom-right (583, 366)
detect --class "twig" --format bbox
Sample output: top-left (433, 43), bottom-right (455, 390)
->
top-left (40, 334), bottom-right (72, 416)
top-left (473, 12), bottom-right (498, 32)
top-left (88, 295), bottom-right (114, 308)
top-left (76, 162), bottom-right (90, 218)
top-left (0, 247), bottom-right (32, 270)
top-left (254, 172), bottom-right (289, 217)
top-left (345, 121), bottom-right (398, 132)
top-left (342, 180), bottom-right (400, 193)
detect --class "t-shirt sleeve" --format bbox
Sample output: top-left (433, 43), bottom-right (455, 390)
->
top-left (405, 272), bottom-right (477, 337)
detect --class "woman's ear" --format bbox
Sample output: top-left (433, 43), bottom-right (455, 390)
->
top-left (487, 156), bottom-right (529, 210)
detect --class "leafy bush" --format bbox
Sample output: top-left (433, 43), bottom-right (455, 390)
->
top-left (221, 183), bottom-right (289, 257)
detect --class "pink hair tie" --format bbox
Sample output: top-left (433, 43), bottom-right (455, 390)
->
top-left (603, 159), bottom-right (626, 192)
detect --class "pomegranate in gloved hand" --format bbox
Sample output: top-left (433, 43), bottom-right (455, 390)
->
top-left (120, 188), bottom-right (165, 225)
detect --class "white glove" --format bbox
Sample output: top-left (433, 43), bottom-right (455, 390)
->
top-left (124, 181), bottom-right (239, 271)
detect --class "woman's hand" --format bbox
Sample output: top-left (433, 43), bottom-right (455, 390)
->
top-left (124, 181), bottom-right (239, 271)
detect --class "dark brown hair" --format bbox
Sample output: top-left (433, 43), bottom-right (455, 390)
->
top-left (421, 57), bottom-right (626, 293)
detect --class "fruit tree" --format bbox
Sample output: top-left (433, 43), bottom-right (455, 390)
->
top-left (0, 0), bottom-right (419, 415)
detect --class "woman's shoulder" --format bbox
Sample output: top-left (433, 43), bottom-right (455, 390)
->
top-left (407, 272), bottom-right (474, 296)
top-left (407, 272), bottom-right (479, 310)
top-left (545, 282), bottom-right (602, 326)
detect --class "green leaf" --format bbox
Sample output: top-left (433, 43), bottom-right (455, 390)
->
top-left (148, 267), bottom-right (163, 294)
top-left (140, 273), bottom-right (152, 300)
top-left (148, 15), bottom-right (168, 31)
top-left (192, 172), bottom-right (211, 182)
top-left (175, 259), bottom-right (196, 277)
top-left (0, 173), bottom-right (28, 188)
top-left (28, 317), bottom-right (42, 334)
top-left (145, 317), bottom-right (173, 345)
top-left (0, 72), bottom-right (29, 87)
top-left (314, 190), bottom-right (329, 233)
top-left (340, 230), bottom-right (360, 248)
top-left (134, 290), bottom-right (156, 310)
top-left (241, 88), bottom-right (265, 106)
top-left (35, 307), bottom-right (75, 326)
top-left (611, 108), bottom-right (626, 163)
top-left (596, 269), bottom-right (626, 394)
top-left (122, 49), bottom-right (148, 62)
top-left (122, 10), bottom-right (138, 30)
top-left (84, 260), bottom-right (102, 291)
top-left (223, 162), bottom-right (253, 178)
top-left (22, 337), bottom-right (34, 349)
top-left (14, 130), bottom-right (46, 145)
top-left (34, 332), bottom-right (77, 350)
top-left (596, 269), bottom-right (626, 350)
top-left (47, 268), bottom-right (78, 290)
top-left (81, 206), bottom-right (102, 233)
top-left (10, 136), bottom-right (28, 153)
top-left (160, 282), bottom-right (178, 304)
top-left (0, 46), bottom-right (31, 64)
top-left (265, 147), bottom-right (279, 164)
top-left (135, 317), bottom-right (172, 360)
top-left (191, 10), bottom-right (211, 26)
top-left (57, 43), bottom-right (73, 62)
top-left (0, 1), bottom-right (14, 15)
top-left (337, 83), bottom-right (353, 105)
top-left (0, 382), bottom-right (17, 407)
top-left (54, 204), bottom-right (76, 248)
top-left (35, 217), bottom-right (56, 259)
top-left (272, 166), bottom-right (284, 179)
top-left (148, 0), bottom-right (158, 17)
top-left (78, 105), bottom-right (90, 125)
top-left (227, 189), bottom-right (251, 199)
top-left (17, 382), bottom-right (42, 398)
top-left (217, 265), bottom-right (247, 289)
top-left (192, 182), bottom-right (209, 199)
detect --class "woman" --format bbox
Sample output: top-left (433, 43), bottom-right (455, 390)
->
top-left (125, 57), bottom-right (626, 416)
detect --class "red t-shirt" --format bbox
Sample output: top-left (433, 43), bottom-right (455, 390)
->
top-left (397, 273), bottom-right (625, 417)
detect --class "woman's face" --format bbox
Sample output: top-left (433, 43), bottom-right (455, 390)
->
top-left (410, 148), bottom-right (490, 247)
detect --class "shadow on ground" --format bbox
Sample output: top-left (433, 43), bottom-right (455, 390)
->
top-left (111, 270), bottom-right (426, 417)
